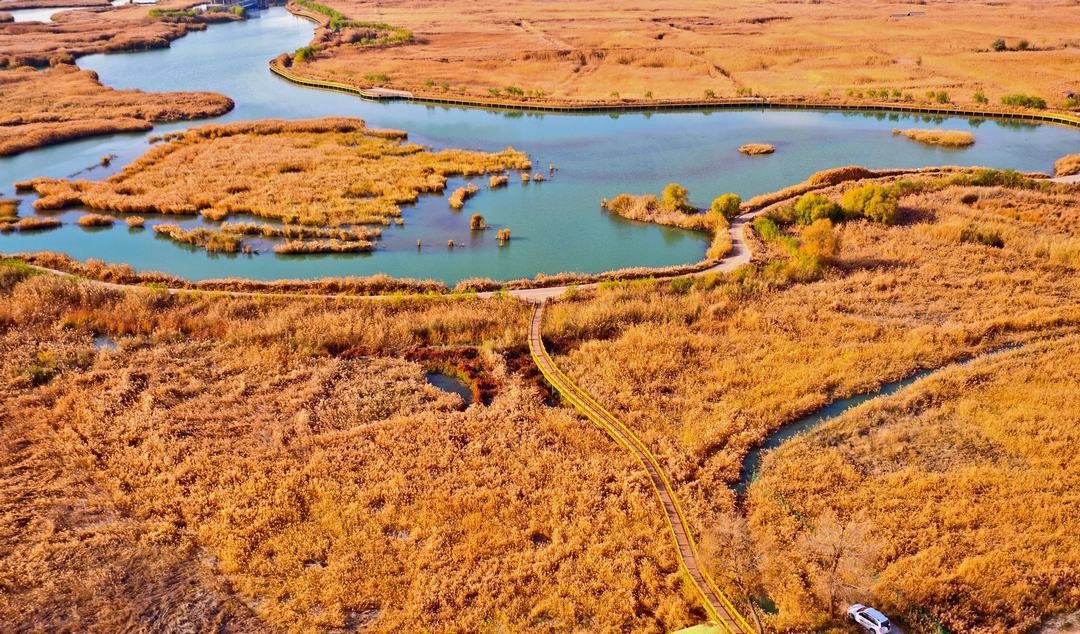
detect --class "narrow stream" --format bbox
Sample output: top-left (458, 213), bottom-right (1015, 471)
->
top-left (735, 344), bottom-right (1023, 495)
top-left (734, 370), bottom-right (932, 495)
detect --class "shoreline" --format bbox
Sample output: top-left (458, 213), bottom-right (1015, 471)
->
top-left (1, 166), bottom-right (1035, 302)
top-left (272, 3), bottom-right (1080, 129)
top-left (270, 59), bottom-right (1080, 130)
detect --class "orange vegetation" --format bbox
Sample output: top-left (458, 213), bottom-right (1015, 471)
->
top-left (543, 177), bottom-right (1080, 630)
top-left (0, 64), bottom-right (233, 155)
top-left (0, 197), bottom-right (17, 220)
top-left (272, 238), bottom-right (373, 254)
top-left (289, 0), bottom-right (1080, 110)
top-left (1, 0), bottom-right (109, 8)
top-left (448, 182), bottom-right (478, 209)
top-left (748, 337), bottom-right (1080, 632)
top-left (21, 117), bottom-right (531, 226)
top-left (0, 263), bottom-right (705, 631)
top-left (892, 128), bottom-right (976, 147)
top-left (0, 0), bottom-right (240, 67)
top-left (152, 223), bottom-right (247, 253)
top-left (738, 143), bottom-right (774, 155)
top-left (0, 216), bottom-right (60, 232)
top-left (1055, 153), bottom-right (1080, 177)
top-left (75, 212), bottom-right (114, 227)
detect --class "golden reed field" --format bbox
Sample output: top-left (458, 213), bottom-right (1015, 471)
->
top-left (0, 0), bottom-right (243, 154)
top-left (2, 174), bottom-right (1079, 631)
top-left (544, 176), bottom-right (1080, 631)
top-left (20, 117), bottom-right (531, 226)
top-left (289, 0), bottom-right (1080, 107)
top-left (0, 63), bottom-right (233, 156)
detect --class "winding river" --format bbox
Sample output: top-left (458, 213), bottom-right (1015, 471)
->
top-left (2, 7), bottom-right (1078, 284)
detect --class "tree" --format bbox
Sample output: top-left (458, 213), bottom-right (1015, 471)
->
top-left (841, 184), bottom-right (899, 225)
top-left (662, 183), bottom-right (692, 212)
top-left (793, 193), bottom-right (842, 225)
top-left (710, 193), bottom-right (742, 219)
top-left (801, 219), bottom-right (841, 258)
top-left (703, 515), bottom-right (766, 634)
top-left (795, 513), bottom-right (878, 618)
top-left (992, 38), bottom-right (1007, 52)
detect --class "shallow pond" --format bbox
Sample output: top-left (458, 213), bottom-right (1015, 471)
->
top-left (425, 372), bottom-right (473, 406)
top-left (2, 7), bottom-right (1077, 283)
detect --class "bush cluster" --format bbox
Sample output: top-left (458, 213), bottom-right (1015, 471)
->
top-left (1000, 93), bottom-right (1047, 109)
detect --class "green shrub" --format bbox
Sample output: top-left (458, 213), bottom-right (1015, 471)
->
top-left (842, 184), bottom-right (900, 225)
top-left (710, 193), bottom-right (742, 219)
top-left (0, 258), bottom-right (37, 291)
top-left (669, 276), bottom-right (693, 294)
top-left (23, 351), bottom-right (59, 386)
top-left (364, 72), bottom-right (390, 83)
top-left (782, 249), bottom-right (823, 282)
top-left (752, 216), bottom-right (782, 241)
top-left (792, 193), bottom-right (842, 225)
top-left (973, 89), bottom-right (989, 104)
top-left (704, 89), bottom-right (716, 99)
top-left (294, 46), bottom-right (320, 64)
top-left (1000, 93), bottom-right (1046, 109)
top-left (662, 183), bottom-right (692, 212)
top-left (953, 169), bottom-right (1030, 189)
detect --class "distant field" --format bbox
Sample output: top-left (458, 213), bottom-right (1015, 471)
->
top-left (297, 0), bottom-right (1080, 107)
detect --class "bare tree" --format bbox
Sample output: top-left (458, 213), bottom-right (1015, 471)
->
top-left (795, 511), bottom-right (878, 618)
top-left (703, 513), bottom-right (766, 634)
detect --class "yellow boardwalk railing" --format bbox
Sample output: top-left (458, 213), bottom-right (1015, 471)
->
top-left (528, 304), bottom-right (754, 634)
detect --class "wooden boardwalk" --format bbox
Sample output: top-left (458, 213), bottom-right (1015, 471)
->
top-left (528, 304), bottom-right (753, 633)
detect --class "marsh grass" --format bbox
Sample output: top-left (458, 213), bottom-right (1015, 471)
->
top-left (24, 118), bottom-right (530, 227)
top-left (738, 143), bottom-right (775, 155)
top-left (749, 337), bottom-right (1080, 632)
top-left (1054, 154), bottom-right (1080, 177)
top-left (892, 128), bottom-right (975, 147)
top-left (0, 65), bottom-right (233, 156)
top-left (0, 263), bottom-right (698, 632)
top-left (545, 178), bottom-right (1080, 631)
top-left (273, 238), bottom-right (374, 254)
top-left (76, 213), bottom-right (114, 227)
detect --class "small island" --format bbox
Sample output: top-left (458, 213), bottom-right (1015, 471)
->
top-left (892, 128), bottom-right (976, 147)
top-left (738, 143), bottom-right (776, 155)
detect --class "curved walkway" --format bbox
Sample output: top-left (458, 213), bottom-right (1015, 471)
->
top-left (528, 304), bottom-right (753, 633)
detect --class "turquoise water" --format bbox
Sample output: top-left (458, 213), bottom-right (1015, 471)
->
top-left (2, 7), bottom-right (1078, 283)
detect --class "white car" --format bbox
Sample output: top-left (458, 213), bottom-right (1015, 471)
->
top-left (847, 604), bottom-right (894, 634)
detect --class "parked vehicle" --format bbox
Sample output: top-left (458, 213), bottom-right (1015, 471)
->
top-left (847, 604), bottom-right (894, 633)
